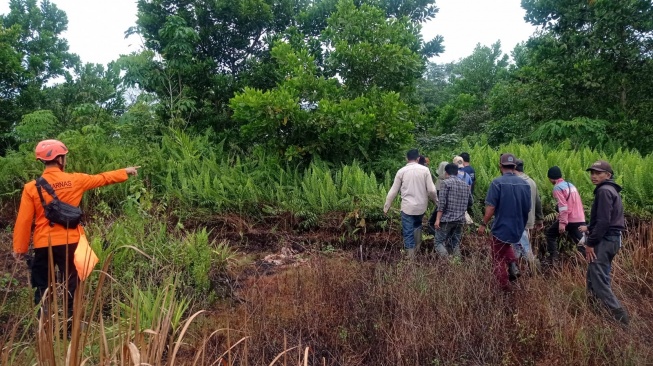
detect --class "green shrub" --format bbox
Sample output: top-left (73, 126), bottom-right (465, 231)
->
top-left (84, 211), bottom-right (236, 304)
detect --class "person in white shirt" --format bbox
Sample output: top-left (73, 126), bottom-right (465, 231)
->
top-left (384, 149), bottom-right (437, 258)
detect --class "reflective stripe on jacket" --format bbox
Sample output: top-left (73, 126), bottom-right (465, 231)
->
top-left (13, 166), bottom-right (128, 253)
top-left (552, 179), bottom-right (585, 225)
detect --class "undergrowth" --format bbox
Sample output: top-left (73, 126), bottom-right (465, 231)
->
top-left (1, 216), bottom-right (652, 365)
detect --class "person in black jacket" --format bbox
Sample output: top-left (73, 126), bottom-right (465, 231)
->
top-left (579, 160), bottom-right (629, 325)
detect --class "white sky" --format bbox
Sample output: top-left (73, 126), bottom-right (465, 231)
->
top-left (424, 0), bottom-right (537, 63)
top-left (1, 0), bottom-right (536, 66)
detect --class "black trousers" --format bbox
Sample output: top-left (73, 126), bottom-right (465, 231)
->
top-left (31, 243), bottom-right (78, 317)
top-left (544, 220), bottom-right (584, 257)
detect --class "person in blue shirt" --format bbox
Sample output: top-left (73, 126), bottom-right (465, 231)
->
top-left (453, 156), bottom-right (473, 187)
top-left (477, 153), bottom-right (531, 291)
top-left (460, 152), bottom-right (477, 216)
top-left (460, 152), bottom-right (476, 193)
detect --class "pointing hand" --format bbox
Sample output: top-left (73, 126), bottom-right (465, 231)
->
top-left (126, 166), bottom-right (141, 176)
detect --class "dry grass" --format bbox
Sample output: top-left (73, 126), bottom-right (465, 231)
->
top-left (1, 222), bottom-right (653, 365)
top-left (208, 225), bottom-right (653, 365)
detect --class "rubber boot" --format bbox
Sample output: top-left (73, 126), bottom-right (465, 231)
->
top-left (414, 228), bottom-right (422, 254)
top-left (434, 243), bottom-right (449, 258)
top-left (612, 308), bottom-right (630, 327)
top-left (508, 262), bottom-right (521, 281)
top-left (405, 248), bottom-right (416, 260)
top-left (544, 253), bottom-right (559, 268)
top-left (452, 245), bottom-right (461, 259)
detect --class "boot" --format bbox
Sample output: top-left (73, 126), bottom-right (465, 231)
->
top-left (434, 243), bottom-right (449, 258)
top-left (508, 262), bottom-right (521, 281)
top-left (414, 228), bottom-right (422, 254)
top-left (544, 253), bottom-right (559, 267)
top-left (612, 307), bottom-right (630, 327)
top-left (405, 248), bottom-right (415, 260)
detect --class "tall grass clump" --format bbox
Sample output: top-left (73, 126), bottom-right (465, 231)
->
top-left (152, 130), bottom-right (390, 220)
top-left (82, 211), bottom-right (237, 305)
top-left (0, 257), bottom-right (205, 365)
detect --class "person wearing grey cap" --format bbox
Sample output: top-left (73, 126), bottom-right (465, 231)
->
top-left (579, 160), bottom-right (629, 325)
top-left (478, 153), bottom-right (531, 290)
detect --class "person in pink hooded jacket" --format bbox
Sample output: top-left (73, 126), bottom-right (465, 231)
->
top-left (545, 166), bottom-right (586, 263)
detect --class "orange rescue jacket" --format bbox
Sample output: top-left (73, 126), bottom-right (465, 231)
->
top-left (13, 166), bottom-right (128, 253)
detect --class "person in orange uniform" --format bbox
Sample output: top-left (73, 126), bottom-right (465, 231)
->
top-left (12, 139), bottom-right (139, 315)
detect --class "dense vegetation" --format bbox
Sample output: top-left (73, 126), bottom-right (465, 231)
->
top-left (2, 0), bottom-right (653, 364)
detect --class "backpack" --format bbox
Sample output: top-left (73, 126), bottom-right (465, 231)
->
top-left (35, 177), bottom-right (82, 228)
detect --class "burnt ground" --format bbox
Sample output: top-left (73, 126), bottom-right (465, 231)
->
top-left (0, 210), bottom-right (407, 307)
top-left (182, 211), bottom-right (406, 259)
top-left (0, 209), bottom-right (408, 361)
top-left (4, 207), bottom-right (645, 294)
top-left (0, 206), bottom-right (607, 298)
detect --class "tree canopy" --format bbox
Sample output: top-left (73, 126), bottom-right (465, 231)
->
top-left (2, 0), bottom-right (653, 163)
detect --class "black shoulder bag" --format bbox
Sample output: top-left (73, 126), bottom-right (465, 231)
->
top-left (35, 177), bottom-right (82, 228)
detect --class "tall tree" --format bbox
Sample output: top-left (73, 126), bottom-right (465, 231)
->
top-left (125, 0), bottom-right (443, 138)
top-left (416, 42), bottom-right (508, 139)
top-left (230, 0), bottom-right (439, 163)
top-left (44, 62), bottom-right (126, 127)
top-left (490, 0), bottom-right (653, 151)
top-left (0, 0), bottom-right (79, 152)
top-left (447, 41), bottom-right (509, 101)
top-left (122, 0), bottom-right (302, 133)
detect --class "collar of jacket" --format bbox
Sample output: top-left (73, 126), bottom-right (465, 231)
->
top-left (43, 166), bottom-right (64, 173)
top-left (594, 179), bottom-right (622, 194)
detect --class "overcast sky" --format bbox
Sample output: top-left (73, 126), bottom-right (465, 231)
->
top-left (424, 0), bottom-right (537, 63)
top-left (1, 0), bottom-right (537, 66)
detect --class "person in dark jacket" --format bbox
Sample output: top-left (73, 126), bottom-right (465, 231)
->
top-left (579, 160), bottom-right (629, 325)
top-left (460, 152), bottom-right (477, 216)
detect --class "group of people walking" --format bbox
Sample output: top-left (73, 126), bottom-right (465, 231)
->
top-left (384, 149), bottom-right (629, 326)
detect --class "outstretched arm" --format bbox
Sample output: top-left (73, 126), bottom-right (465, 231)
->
top-left (75, 166), bottom-right (140, 191)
